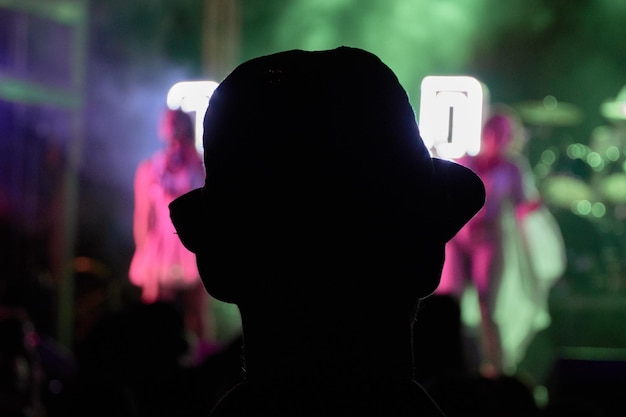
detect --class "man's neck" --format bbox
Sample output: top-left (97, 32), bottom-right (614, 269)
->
top-left (237, 303), bottom-right (416, 393)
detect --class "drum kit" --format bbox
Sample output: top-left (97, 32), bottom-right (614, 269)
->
top-left (516, 94), bottom-right (584, 128)
top-left (514, 92), bottom-right (626, 210)
top-left (514, 90), bottom-right (626, 288)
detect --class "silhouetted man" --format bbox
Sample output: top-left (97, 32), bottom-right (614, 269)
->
top-left (170, 47), bottom-right (485, 417)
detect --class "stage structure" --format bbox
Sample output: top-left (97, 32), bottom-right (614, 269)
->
top-left (0, 0), bottom-right (88, 348)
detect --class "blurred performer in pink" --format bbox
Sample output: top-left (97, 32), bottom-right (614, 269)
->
top-left (130, 109), bottom-right (213, 352)
top-left (436, 110), bottom-right (562, 377)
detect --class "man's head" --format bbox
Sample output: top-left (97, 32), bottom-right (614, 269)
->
top-left (170, 47), bottom-right (484, 303)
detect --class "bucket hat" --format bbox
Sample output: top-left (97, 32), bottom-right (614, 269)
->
top-left (170, 47), bottom-right (484, 260)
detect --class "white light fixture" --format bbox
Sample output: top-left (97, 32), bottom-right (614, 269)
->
top-left (167, 81), bottom-right (219, 152)
top-left (419, 76), bottom-right (487, 160)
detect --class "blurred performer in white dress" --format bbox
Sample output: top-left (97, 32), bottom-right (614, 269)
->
top-left (437, 109), bottom-right (565, 377)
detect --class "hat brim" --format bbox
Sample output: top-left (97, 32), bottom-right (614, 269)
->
top-left (169, 157), bottom-right (484, 256)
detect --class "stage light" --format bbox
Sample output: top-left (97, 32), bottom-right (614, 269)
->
top-left (167, 81), bottom-right (219, 152)
top-left (419, 76), bottom-right (487, 160)
top-left (586, 152), bottom-right (604, 171)
top-left (606, 146), bottom-right (620, 162)
top-left (567, 143), bottom-right (587, 160)
top-left (592, 202), bottom-right (606, 218)
top-left (540, 149), bottom-right (557, 165)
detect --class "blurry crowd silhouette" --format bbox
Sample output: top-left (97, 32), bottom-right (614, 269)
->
top-left (0, 247), bottom-right (617, 417)
top-left (1, 284), bottom-right (614, 417)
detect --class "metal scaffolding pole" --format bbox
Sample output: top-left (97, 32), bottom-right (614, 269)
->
top-left (202, 0), bottom-right (241, 81)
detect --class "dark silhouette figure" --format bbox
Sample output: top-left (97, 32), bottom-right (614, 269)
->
top-left (169, 47), bottom-right (485, 416)
top-left (66, 302), bottom-right (190, 417)
top-left (0, 306), bottom-right (47, 417)
top-left (412, 294), bottom-right (469, 384)
top-left (177, 334), bottom-right (245, 417)
top-left (427, 373), bottom-right (539, 417)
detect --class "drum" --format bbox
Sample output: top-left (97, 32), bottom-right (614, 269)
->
top-left (541, 174), bottom-right (596, 209)
top-left (599, 173), bottom-right (626, 204)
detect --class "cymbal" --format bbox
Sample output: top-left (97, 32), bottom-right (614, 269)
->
top-left (515, 95), bottom-right (583, 127)
top-left (541, 174), bottom-right (595, 208)
top-left (599, 173), bottom-right (626, 203)
top-left (590, 125), bottom-right (626, 153)
top-left (600, 86), bottom-right (626, 121)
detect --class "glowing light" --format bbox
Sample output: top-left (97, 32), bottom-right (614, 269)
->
top-left (591, 202), bottom-right (606, 218)
top-left (534, 163), bottom-right (550, 179)
top-left (586, 152), bottom-right (604, 171)
top-left (543, 95), bottom-right (558, 110)
top-left (574, 200), bottom-right (592, 216)
top-left (419, 76), bottom-right (486, 159)
top-left (606, 145), bottom-right (620, 161)
top-left (167, 81), bottom-right (219, 151)
top-left (540, 149), bottom-right (557, 165)
top-left (566, 143), bottom-right (587, 159)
